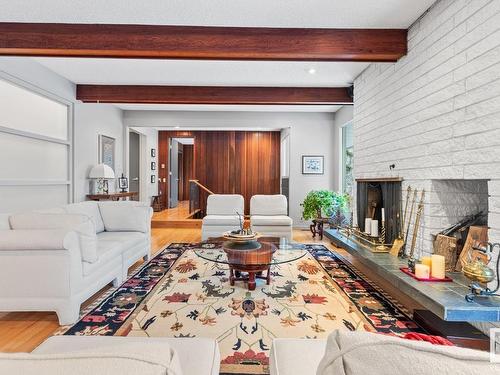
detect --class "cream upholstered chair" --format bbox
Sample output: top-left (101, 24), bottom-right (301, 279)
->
top-left (201, 194), bottom-right (244, 240)
top-left (250, 195), bottom-right (293, 240)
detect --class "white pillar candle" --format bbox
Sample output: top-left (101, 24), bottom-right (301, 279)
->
top-left (381, 208), bottom-right (385, 222)
top-left (364, 218), bottom-right (372, 235)
top-left (431, 255), bottom-right (446, 279)
top-left (353, 214), bottom-right (358, 228)
top-left (371, 220), bottom-right (379, 237)
top-left (415, 264), bottom-right (430, 279)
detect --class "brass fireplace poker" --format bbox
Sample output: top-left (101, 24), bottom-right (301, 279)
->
top-left (464, 242), bottom-right (500, 302)
top-left (401, 188), bottom-right (418, 257)
top-left (407, 189), bottom-right (425, 273)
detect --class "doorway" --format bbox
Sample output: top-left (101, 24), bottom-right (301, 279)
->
top-left (128, 131), bottom-right (140, 201)
top-left (169, 137), bottom-right (194, 208)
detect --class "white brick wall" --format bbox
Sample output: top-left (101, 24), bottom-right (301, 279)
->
top-left (353, 0), bottom-right (500, 332)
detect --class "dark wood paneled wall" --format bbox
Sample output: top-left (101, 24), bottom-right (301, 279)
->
top-left (158, 131), bottom-right (280, 213)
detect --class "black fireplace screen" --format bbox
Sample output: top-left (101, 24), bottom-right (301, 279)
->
top-left (357, 180), bottom-right (401, 243)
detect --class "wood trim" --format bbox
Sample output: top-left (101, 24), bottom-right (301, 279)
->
top-left (76, 85), bottom-right (353, 105)
top-left (0, 23), bottom-right (407, 62)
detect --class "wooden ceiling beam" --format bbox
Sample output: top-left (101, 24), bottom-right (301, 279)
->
top-left (76, 85), bottom-right (353, 105)
top-left (0, 23), bottom-right (407, 62)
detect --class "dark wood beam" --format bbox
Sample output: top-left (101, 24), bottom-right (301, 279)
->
top-left (76, 85), bottom-right (353, 105)
top-left (0, 23), bottom-right (407, 62)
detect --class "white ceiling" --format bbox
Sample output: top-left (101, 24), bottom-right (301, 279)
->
top-left (172, 137), bottom-right (194, 145)
top-left (34, 58), bottom-right (368, 87)
top-left (117, 104), bottom-right (343, 112)
top-left (4, 0), bottom-right (436, 113)
top-left (0, 0), bottom-right (435, 28)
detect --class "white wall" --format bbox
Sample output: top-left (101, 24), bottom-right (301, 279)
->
top-left (124, 110), bottom-right (338, 226)
top-left (73, 104), bottom-right (124, 202)
top-left (332, 106), bottom-right (353, 192)
top-left (353, 0), bottom-right (500, 332)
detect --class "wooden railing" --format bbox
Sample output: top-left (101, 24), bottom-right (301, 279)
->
top-left (189, 179), bottom-right (214, 217)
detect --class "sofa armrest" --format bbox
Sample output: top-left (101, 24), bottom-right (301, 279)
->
top-left (0, 229), bottom-right (79, 251)
top-left (98, 202), bottom-right (153, 233)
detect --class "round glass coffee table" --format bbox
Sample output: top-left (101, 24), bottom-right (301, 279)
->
top-left (195, 237), bottom-right (307, 290)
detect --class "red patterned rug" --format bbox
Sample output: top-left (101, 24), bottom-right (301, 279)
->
top-left (58, 243), bottom-right (423, 374)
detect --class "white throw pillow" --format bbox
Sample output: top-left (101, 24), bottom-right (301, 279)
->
top-left (98, 202), bottom-right (151, 233)
top-left (0, 342), bottom-right (183, 375)
top-left (65, 201), bottom-right (105, 233)
top-left (9, 213), bottom-right (98, 263)
top-left (317, 330), bottom-right (498, 375)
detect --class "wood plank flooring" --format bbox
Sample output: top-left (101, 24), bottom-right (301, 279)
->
top-left (0, 228), bottom-right (422, 353)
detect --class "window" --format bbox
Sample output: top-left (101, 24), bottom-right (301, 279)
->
top-left (0, 75), bottom-right (72, 213)
top-left (341, 122), bottom-right (353, 195)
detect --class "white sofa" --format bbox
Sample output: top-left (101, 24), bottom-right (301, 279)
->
top-left (201, 194), bottom-right (244, 240)
top-left (0, 201), bottom-right (152, 325)
top-left (250, 195), bottom-right (293, 240)
top-left (0, 336), bottom-right (220, 375)
top-left (270, 330), bottom-right (499, 375)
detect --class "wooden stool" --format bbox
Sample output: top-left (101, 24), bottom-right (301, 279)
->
top-left (152, 195), bottom-right (163, 212)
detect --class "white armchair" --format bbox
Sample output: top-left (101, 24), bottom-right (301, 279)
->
top-left (201, 194), bottom-right (244, 240)
top-left (250, 195), bottom-right (293, 240)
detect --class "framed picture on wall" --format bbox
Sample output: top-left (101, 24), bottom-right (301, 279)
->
top-left (151, 148), bottom-right (156, 157)
top-left (302, 155), bottom-right (324, 175)
top-left (151, 161), bottom-right (156, 170)
top-left (98, 135), bottom-right (115, 171)
top-left (151, 175), bottom-right (156, 183)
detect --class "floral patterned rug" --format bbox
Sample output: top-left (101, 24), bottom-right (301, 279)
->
top-left (59, 243), bottom-right (422, 374)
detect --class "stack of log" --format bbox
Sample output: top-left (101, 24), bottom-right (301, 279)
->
top-left (432, 212), bottom-right (488, 272)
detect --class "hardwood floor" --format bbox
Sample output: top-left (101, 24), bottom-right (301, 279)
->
top-left (0, 227), bottom-right (422, 353)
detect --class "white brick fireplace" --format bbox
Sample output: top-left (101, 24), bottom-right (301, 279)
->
top-left (353, 0), bottom-right (500, 332)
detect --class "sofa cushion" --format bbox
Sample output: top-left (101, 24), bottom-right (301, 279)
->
top-left (83, 238), bottom-right (123, 276)
top-left (65, 201), bottom-right (105, 233)
top-left (202, 215), bottom-right (241, 226)
top-left (98, 201), bottom-right (152, 233)
top-left (270, 338), bottom-right (327, 375)
top-left (33, 336), bottom-right (219, 375)
top-left (0, 214), bottom-right (10, 230)
top-left (317, 330), bottom-right (498, 375)
top-left (206, 194), bottom-right (244, 216)
top-left (251, 215), bottom-right (292, 226)
top-left (250, 195), bottom-right (287, 216)
top-left (9, 213), bottom-right (98, 263)
top-left (2, 341), bottom-right (182, 375)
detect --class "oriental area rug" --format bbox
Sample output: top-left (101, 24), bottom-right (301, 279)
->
top-left (58, 243), bottom-right (423, 375)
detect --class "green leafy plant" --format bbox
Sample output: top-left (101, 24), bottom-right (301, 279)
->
top-left (301, 190), bottom-right (351, 221)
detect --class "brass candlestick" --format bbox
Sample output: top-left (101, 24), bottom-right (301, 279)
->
top-left (376, 221), bottom-right (389, 251)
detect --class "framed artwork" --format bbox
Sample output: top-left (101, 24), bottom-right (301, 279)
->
top-left (302, 155), bottom-right (324, 175)
top-left (151, 161), bottom-right (156, 170)
top-left (151, 148), bottom-right (156, 157)
top-left (118, 174), bottom-right (128, 192)
top-left (98, 135), bottom-right (115, 171)
top-left (151, 175), bottom-right (156, 183)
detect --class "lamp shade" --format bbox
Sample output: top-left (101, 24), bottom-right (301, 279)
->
top-left (89, 163), bottom-right (115, 179)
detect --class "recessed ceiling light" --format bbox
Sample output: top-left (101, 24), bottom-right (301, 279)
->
top-left (308, 68), bottom-right (316, 75)
top-left (174, 126), bottom-right (180, 129)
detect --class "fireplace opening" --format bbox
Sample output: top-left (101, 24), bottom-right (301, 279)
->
top-left (356, 178), bottom-right (402, 243)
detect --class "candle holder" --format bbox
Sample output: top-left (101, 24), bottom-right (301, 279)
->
top-left (376, 221), bottom-right (389, 252)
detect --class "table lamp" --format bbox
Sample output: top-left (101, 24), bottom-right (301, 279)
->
top-left (89, 163), bottom-right (115, 194)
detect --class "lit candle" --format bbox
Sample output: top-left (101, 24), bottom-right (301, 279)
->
top-left (415, 264), bottom-right (430, 279)
top-left (381, 208), bottom-right (385, 222)
top-left (431, 255), bottom-right (446, 279)
top-left (371, 220), bottom-right (379, 237)
top-left (421, 256), bottom-right (432, 273)
top-left (365, 218), bottom-right (372, 235)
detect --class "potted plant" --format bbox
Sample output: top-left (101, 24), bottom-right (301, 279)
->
top-left (301, 190), bottom-right (351, 228)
